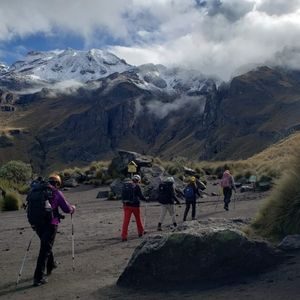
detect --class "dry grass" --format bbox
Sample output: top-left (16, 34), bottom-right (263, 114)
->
top-left (252, 151), bottom-right (300, 239)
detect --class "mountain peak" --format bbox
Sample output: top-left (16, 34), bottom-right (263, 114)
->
top-left (6, 49), bottom-right (131, 83)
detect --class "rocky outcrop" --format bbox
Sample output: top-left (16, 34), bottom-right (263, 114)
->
top-left (278, 235), bottom-right (300, 250)
top-left (117, 219), bottom-right (282, 287)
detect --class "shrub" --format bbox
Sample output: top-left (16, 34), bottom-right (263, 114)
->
top-left (2, 191), bottom-right (21, 211)
top-left (252, 152), bottom-right (300, 239)
top-left (0, 161), bottom-right (32, 183)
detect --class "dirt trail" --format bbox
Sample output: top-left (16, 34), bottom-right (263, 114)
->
top-left (1, 184), bottom-right (300, 300)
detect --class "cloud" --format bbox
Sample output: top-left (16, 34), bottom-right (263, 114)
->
top-left (0, 0), bottom-right (132, 41)
top-left (111, 1), bottom-right (300, 80)
top-left (147, 96), bottom-right (206, 119)
top-left (256, 0), bottom-right (300, 16)
top-left (1, 0), bottom-right (300, 81)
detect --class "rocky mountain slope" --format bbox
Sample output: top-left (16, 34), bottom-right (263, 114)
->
top-left (0, 49), bottom-right (300, 173)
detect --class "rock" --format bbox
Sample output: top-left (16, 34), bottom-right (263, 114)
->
top-left (257, 182), bottom-right (272, 191)
top-left (240, 185), bottom-right (254, 193)
top-left (117, 220), bottom-right (281, 287)
top-left (278, 235), bottom-right (300, 250)
top-left (110, 178), bottom-right (125, 198)
top-left (63, 178), bottom-right (79, 187)
top-left (109, 150), bottom-right (153, 176)
top-left (183, 167), bottom-right (196, 176)
top-left (96, 190), bottom-right (109, 199)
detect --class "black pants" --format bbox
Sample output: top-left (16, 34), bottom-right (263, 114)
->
top-left (34, 224), bottom-right (57, 281)
top-left (223, 187), bottom-right (232, 206)
top-left (183, 200), bottom-right (196, 221)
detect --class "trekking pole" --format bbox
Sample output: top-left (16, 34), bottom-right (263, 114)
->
top-left (214, 187), bottom-right (222, 211)
top-left (143, 201), bottom-right (148, 230)
top-left (16, 232), bottom-right (35, 286)
top-left (71, 214), bottom-right (75, 271)
top-left (233, 191), bottom-right (236, 210)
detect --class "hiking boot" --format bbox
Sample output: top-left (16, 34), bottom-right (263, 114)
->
top-left (122, 238), bottom-right (128, 242)
top-left (33, 277), bottom-right (48, 287)
top-left (173, 222), bottom-right (177, 227)
top-left (47, 261), bottom-right (58, 276)
top-left (224, 204), bottom-right (229, 211)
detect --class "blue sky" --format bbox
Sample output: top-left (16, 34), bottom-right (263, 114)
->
top-left (1, 0), bottom-right (300, 80)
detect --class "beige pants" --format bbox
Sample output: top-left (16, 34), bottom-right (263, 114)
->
top-left (159, 204), bottom-right (176, 224)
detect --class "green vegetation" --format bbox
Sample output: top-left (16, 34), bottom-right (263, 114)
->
top-left (1, 191), bottom-right (21, 211)
top-left (252, 151), bottom-right (300, 239)
top-left (0, 160), bottom-right (32, 183)
top-left (59, 160), bottom-right (112, 185)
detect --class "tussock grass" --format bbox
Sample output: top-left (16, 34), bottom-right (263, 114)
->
top-left (252, 151), bottom-right (300, 239)
top-left (0, 178), bottom-right (29, 195)
top-left (1, 190), bottom-right (21, 211)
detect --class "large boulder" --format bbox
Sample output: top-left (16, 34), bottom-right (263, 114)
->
top-left (117, 219), bottom-right (282, 287)
top-left (109, 150), bottom-right (153, 176)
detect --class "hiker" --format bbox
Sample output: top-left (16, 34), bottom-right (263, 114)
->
top-left (28, 174), bottom-right (76, 286)
top-left (183, 176), bottom-right (200, 221)
top-left (121, 174), bottom-right (147, 242)
top-left (157, 177), bottom-right (180, 231)
top-left (220, 169), bottom-right (236, 211)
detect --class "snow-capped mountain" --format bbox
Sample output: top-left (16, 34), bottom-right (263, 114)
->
top-left (7, 49), bottom-right (131, 83)
top-left (133, 63), bottom-right (215, 95)
top-left (0, 63), bottom-right (8, 75)
top-left (0, 48), bottom-right (215, 96)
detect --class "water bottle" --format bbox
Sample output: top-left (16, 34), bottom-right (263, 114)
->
top-left (45, 200), bottom-right (52, 212)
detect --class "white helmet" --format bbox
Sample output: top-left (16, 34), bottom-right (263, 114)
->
top-left (165, 177), bottom-right (175, 183)
top-left (132, 174), bottom-right (141, 182)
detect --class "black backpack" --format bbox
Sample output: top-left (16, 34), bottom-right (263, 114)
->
top-left (26, 182), bottom-right (54, 226)
top-left (121, 182), bottom-right (136, 204)
top-left (158, 182), bottom-right (173, 204)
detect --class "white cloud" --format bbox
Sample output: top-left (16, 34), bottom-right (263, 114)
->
top-left (1, 0), bottom-right (300, 80)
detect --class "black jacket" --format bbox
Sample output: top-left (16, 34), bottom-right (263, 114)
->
top-left (124, 184), bottom-right (146, 207)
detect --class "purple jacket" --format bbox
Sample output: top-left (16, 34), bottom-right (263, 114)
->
top-left (49, 188), bottom-right (74, 225)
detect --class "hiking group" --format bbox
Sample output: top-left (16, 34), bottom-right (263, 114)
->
top-left (120, 174), bottom-right (207, 239)
top-left (21, 169), bottom-right (236, 287)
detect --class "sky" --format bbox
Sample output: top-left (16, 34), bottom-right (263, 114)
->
top-left (1, 0), bottom-right (300, 80)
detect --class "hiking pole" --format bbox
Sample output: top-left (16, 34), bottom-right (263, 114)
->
top-left (16, 232), bottom-right (35, 286)
top-left (215, 187), bottom-right (222, 211)
top-left (71, 214), bottom-right (75, 271)
top-left (143, 201), bottom-right (148, 230)
top-left (233, 191), bottom-right (236, 210)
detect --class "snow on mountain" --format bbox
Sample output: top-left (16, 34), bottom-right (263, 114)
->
top-left (0, 63), bottom-right (9, 75)
top-left (0, 49), bottom-right (215, 97)
top-left (7, 49), bottom-right (131, 83)
top-left (133, 63), bottom-right (215, 96)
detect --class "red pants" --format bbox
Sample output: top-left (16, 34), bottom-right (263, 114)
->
top-left (121, 205), bottom-right (144, 240)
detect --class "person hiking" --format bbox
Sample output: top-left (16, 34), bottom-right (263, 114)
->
top-left (183, 176), bottom-right (200, 221)
top-left (220, 169), bottom-right (236, 211)
top-left (121, 174), bottom-right (147, 242)
top-left (28, 174), bottom-right (76, 286)
top-left (157, 177), bottom-right (180, 231)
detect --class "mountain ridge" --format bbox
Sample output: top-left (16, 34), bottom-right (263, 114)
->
top-left (1, 49), bottom-right (300, 173)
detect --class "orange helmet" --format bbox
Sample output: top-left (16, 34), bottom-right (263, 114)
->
top-left (48, 174), bottom-right (62, 186)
